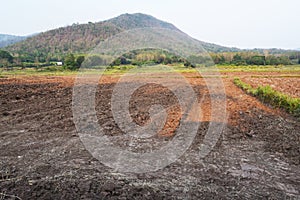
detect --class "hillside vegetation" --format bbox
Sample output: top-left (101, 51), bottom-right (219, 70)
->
top-left (1, 13), bottom-right (299, 67)
top-left (3, 13), bottom-right (247, 63)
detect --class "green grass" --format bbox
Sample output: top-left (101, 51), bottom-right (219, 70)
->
top-left (0, 66), bottom-right (78, 76)
top-left (1, 64), bottom-right (300, 77)
top-left (234, 77), bottom-right (300, 117)
top-left (217, 65), bottom-right (300, 72)
top-left (233, 77), bottom-right (257, 94)
top-left (0, 64), bottom-right (198, 77)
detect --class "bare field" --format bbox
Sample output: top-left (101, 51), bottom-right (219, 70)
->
top-left (0, 72), bottom-right (299, 199)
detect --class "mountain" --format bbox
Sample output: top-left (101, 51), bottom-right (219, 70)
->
top-left (0, 34), bottom-right (27, 48)
top-left (5, 13), bottom-right (293, 62)
top-left (4, 13), bottom-right (241, 62)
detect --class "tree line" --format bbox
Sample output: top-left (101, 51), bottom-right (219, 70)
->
top-left (1, 49), bottom-right (300, 70)
top-left (210, 52), bottom-right (299, 65)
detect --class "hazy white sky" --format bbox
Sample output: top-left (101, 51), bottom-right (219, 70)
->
top-left (1, 0), bottom-right (299, 49)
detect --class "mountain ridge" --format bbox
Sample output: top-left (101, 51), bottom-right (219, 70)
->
top-left (105, 13), bottom-right (180, 31)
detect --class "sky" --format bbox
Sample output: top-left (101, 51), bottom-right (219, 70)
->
top-left (1, 0), bottom-right (299, 49)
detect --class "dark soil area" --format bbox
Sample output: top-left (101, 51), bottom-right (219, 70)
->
top-left (0, 74), bottom-right (299, 199)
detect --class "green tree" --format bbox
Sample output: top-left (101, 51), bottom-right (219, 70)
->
top-left (163, 56), bottom-right (172, 65)
top-left (266, 55), bottom-right (279, 65)
top-left (64, 54), bottom-right (76, 67)
top-left (218, 55), bottom-right (225, 64)
top-left (249, 56), bottom-right (265, 65)
top-left (233, 54), bottom-right (242, 61)
top-left (232, 54), bottom-right (246, 65)
top-left (76, 55), bottom-right (85, 68)
top-left (278, 56), bottom-right (291, 65)
top-left (0, 50), bottom-right (14, 65)
top-left (64, 54), bottom-right (86, 70)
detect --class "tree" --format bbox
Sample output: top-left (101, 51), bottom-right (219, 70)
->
top-left (278, 56), bottom-right (290, 65)
top-left (0, 58), bottom-right (9, 68)
top-left (64, 54), bottom-right (76, 67)
top-left (0, 50), bottom-right (14, 69)
top-left (219, 55), bottom-right (226, 64)
top-left (64, 54), bottom-right (86, 70)
top-left (163, 56), bottom-right (172, 65)
top-left (0, 50), bottom-right (14, 63)
top-left (249, 56), bottom-right (265, 65)
top-left (266, 55), bottom-right (279, 65)
top-left (232, 54), bottom-right (246, 65)
top-left (76, 56), bottom-right (85, 68)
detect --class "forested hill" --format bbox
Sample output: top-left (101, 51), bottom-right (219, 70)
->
top-left (4, 13), bottom-right (242, 62)
top-left (105, 13), bottom-right (180, 31)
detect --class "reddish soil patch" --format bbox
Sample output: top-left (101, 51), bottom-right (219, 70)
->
top-left (220, 71), bottom-right (300, 98)
top-left (242, 77), bottom-right (300, 98)
top-left (0, 73), bottom-right (299, 199)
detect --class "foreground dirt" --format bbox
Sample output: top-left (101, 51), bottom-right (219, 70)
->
top-left (0, 73), bottom-right (299, 199)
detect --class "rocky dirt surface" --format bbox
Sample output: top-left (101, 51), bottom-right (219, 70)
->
top-left (0, 73), bottom-right (299, 199)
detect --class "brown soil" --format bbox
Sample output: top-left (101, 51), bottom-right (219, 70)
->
top-left (242, 77), bottom-right (300, 98)
top-left (0, 73), bottom-right (299, 199)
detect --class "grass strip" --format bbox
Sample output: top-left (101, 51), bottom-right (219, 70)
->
top-left (234, 77), bottom-right (300, 117)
